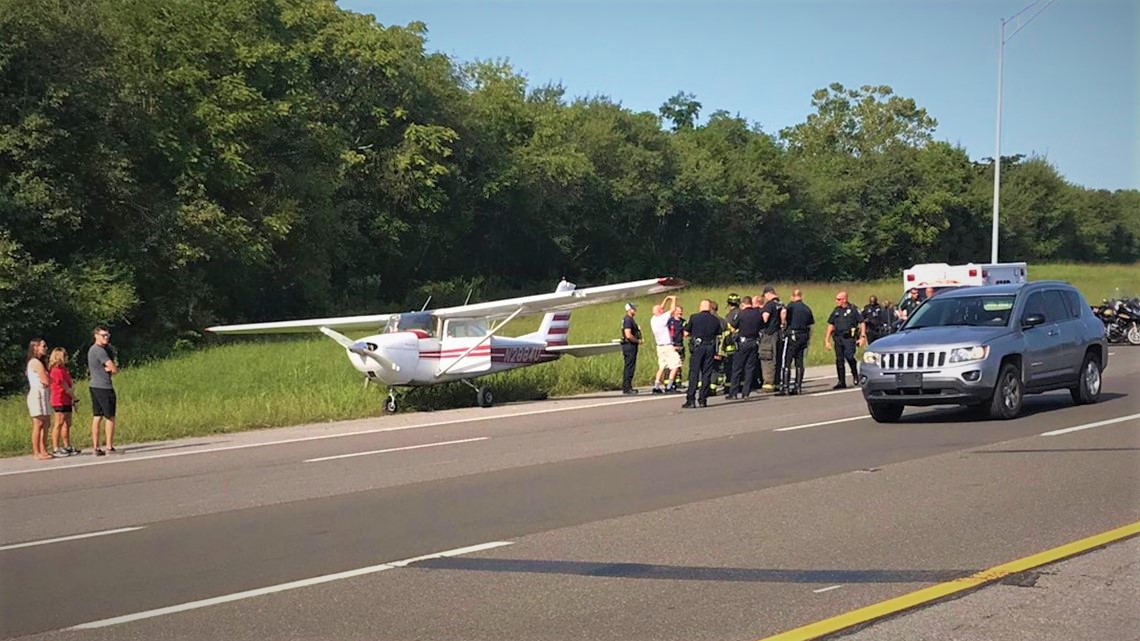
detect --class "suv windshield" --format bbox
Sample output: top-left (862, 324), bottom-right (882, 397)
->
top-left (905, 294), bottom-right (1017, 329)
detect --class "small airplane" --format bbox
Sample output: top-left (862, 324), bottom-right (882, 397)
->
top-left (206, 277), bottom-right (687, 412)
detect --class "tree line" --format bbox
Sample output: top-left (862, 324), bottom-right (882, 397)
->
top-left (2, 0), bottom-right (1137, 393)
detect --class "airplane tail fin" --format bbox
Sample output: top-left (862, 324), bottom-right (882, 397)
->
top-left (525, 279), bottom-right (575, 346)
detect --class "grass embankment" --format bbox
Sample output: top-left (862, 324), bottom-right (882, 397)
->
top-left (2, 263), bottom-right (1135, 456)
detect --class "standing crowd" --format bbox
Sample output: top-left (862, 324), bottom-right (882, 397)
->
top-left (618, 285), bottom-right (936, 404)
top-left (23, 326), bottom-right (120, 460)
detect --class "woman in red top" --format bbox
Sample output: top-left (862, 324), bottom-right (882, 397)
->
top-left (48, 348), bottom-right (79, 456)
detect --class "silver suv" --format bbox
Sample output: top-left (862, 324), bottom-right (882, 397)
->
top-left (860, 282), bottom-right (1107, 422)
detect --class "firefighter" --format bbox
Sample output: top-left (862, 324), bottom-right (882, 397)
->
top-left (722, 293), bottom-right (742, 395)
top-left (758, 286), bottom-right (784, 392)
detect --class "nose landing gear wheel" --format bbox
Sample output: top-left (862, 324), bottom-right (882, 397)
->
top-left (477, 386), bottom-right (494, 408)
top-left (384, 393), bottom-right (398, 414)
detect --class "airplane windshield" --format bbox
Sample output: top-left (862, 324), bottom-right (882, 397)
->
top-left (384, 312), bottom-right (437, 336)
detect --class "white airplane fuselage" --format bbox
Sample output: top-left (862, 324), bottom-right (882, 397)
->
top-left (346, 331), bottom-right (562, 387)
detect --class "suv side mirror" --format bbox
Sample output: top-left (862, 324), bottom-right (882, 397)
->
top-left (1022, 313), bottom-right (1046, 329)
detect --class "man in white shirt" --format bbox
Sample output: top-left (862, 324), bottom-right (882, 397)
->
top-left (650, 295), bottom-right (681, 393)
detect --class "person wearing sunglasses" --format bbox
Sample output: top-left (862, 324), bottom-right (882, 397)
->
top-left (824, 291), bottom-right (866, 389)
top-left (88, 326), bottom-right (119, 456)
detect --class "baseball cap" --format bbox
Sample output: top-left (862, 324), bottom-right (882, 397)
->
top-left (625, 302), bottom-right (637, 311)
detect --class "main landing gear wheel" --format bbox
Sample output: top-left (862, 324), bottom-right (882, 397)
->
top-left (477, 386), bottom-right (494, 408)
top-left (384, 392), bottom-right (398, 414)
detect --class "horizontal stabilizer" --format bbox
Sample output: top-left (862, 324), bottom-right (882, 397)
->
top-left (545, 342), bottom-right (623, 358)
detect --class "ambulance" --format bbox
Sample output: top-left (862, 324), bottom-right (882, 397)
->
top-left (902, 262), bottom-right (1028, 299)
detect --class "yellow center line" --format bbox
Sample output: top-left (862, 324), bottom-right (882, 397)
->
top-left (756, 520), bottom-right (1140, 641)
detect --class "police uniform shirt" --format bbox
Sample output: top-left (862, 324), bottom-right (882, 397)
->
top-left (621, 315), bottom-right (642, 344)
top-left (785, 301), bottom-right (815, 331)
top-left (862, 304), bottom-right (886, 330)
top-left (733, 307), bottom-right (764, 338)
top-left (760, 299), bottom-right (783, 334)
top-left (667, 316), bottom-right (685, 346)
top-left (899, 297), bottom-right (921, 316)
top-left (685, 311), bottom-right (721, 343)
top-left (828, 303), bottom-right (861, 338)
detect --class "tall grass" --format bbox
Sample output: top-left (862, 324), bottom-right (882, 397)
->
top-left (2, 263), bottom-right (1134, 456)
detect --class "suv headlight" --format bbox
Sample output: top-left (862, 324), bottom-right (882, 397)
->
top-left (948, 346), bottom-right (989, 363)
top-left (862, 351), bottom-right (881, 366)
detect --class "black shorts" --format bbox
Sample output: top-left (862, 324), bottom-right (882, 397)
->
top-left (90, 388), bottom-right (117, 418)
top-left (52, 405), bottom-right (73, 414)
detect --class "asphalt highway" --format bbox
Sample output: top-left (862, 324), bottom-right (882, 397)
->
top-left (1, 352), bottom-right (1137, 640)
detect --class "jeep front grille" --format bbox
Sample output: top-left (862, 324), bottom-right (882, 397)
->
top-left (882, 351), bottom-right (947, 370)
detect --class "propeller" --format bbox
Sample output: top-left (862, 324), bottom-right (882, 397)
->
top-left (319, 327), bottom-right (401, 372)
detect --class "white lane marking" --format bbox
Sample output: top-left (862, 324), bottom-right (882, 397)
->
top-left (1040, 412), bottom-right (1140, 437)
top-left (0, 395), bottom-right (687, 477)
top-left (813, 585), bottom-right (843, 594)
top-left (809, 388), bottom-right (863, 398)
top-left (304, 437), bottom-right (488, 463)
top-left (0, 527), bottom-right (145, 552)
top-left (775, 415), bottom-right (871, 432)
top-left (70, 540), bottom-right (513, 630)
top-left (0, 374), bottom-right (851, 477)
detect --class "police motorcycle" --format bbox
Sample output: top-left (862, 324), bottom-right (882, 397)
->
top-left (1094, 297), bottom-right (1140, 345)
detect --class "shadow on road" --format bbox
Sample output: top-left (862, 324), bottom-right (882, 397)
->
top-left (899, 391), bottom-right (1129, 424)
top-left (409, 557), bottom-right (976, 584)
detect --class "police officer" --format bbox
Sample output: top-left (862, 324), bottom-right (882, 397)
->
top-left (619, 302), bottom-right (642, 394)
top-left (709, 300), bottom-right (727, 395)
top-left (780, 288), bottom-right (814, 395)
top-left (825, 290), bottom-right (865, 389)
top-left (758, 286), bottom-right (783, 392)
top-left (682, 300), bottom-right (721, 408)
top-left (728, 295), bottom-right (763, 399)
top-left (898, 287), bottom-right (921, 325)
top-left (861, 295), bottom-right (890, 344)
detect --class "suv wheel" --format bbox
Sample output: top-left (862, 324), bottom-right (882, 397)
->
top-left (869, 403), bottom-right (904, 423)
top-left (1070, 353), bottom-right (1102, 405)
top-left (989, 363), bottom-right (1023, 420)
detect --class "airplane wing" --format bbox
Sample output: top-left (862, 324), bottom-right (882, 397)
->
top-left (433, 277), bottom-right (687, 320)
top-left (545, 342), bottom-right (622, 358)
top-left (205, 313), bottom-right (397, 335)
top-left (204, 277), bottom-right (687, 334)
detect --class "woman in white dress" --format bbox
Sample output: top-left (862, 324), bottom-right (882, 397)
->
top-left (26, 339), bottom-right (53, 460)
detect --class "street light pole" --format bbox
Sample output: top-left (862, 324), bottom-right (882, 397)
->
top-left (990, 0), bottom-right (1057, 264)
top-left (992, 19), bottom-right (1005, 264)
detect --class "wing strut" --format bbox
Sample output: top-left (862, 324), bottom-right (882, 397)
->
top-left (435, 307), bottom-right (524, 378)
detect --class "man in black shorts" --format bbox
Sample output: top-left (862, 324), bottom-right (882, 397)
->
top-left (88, 325), bottom-right (119, 456)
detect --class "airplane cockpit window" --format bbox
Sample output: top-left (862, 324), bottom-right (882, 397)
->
top-left (385, 312), bottom-right (436, 336)
top-left (445, 319), bottom-right (489, 339)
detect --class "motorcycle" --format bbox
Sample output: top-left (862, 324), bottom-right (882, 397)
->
top-left (1093, 298), bottom-right (1140, 345)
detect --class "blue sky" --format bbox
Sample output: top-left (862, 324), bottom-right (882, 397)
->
top-left (342, 0), bottom-right (1137, 190)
